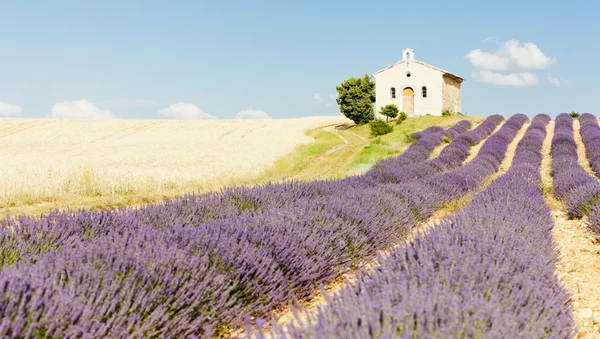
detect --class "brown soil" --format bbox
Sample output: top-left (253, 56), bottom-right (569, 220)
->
top-left (552, 211), bottom-right (600, 338)
top-left (541, 120), bottom-right (600, 338)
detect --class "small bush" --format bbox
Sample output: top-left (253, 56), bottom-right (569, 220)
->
top-left (370, 119), bottom-right (393, 137)
top-left (570, 111), bottom-right (580, 118)
top-left (442, 136), bottom-right (451, 143)
top-left (379, 104), bottom-right (399, 121)
top-left (442, 109), bottom-right (454, 117)
top-left (396, 111), bottom-right (408, 124)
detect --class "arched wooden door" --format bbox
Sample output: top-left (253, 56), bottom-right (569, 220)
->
top-left (403, 87), bottom-right (414, 114)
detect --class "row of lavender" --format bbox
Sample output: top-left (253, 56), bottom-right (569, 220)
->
top-left (368, 115), bottom-right (503, 183)
top-left (266, 114), bottom-right (575, 338)
top-left (551, 113), bottom-right (600, 239)
top-left (580, 113), bottom-right (600, 176)
top-left (370, 120), bottom-right (472, 171)
top-left (0, 117), bottom-right (470, 337)
top-left (576, 113), bottom-right (600, 239)
top-left (367, 115), bottom-right (503, 184)
top-left (0, 117), bottom-right (506, 337)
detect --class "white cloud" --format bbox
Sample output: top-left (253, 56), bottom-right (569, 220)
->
top-left (51, 99), bottom-right (117, 119)
top-left (235, 109), bottom-right (271, 120)
top-left (466, 40), bottom-right (557, 72)
top-left (0, 102), bottom-right (23, 117)
top-left (158, 102), bottom-right (217, 120)
top-left (467, 40), bottom-right (558, 87)
top-left (313, 93), bottom-right (337, 107)
top-left (473, 70), bottom-right (538, 86)
top-left (548, 73), bottom-right (561, 87)
top-left (466, 49), bottom-right (510, 71)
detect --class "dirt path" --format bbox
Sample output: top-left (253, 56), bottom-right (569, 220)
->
top-left (493, 122), bottom-right (528, 177)
top-left (574, 119), bottom-right (598, 177)
top-left (320, 125), bottom-right (349, 156)
top-left (292, 124), bottom-right (370, 181)
top-left (429, 141), bottom-right (448, 159)
top-left (423, 121), bottom-right (527, 229)
top-left (540, 120), bottom-right (600, 338)
top-left (424, 121), bottom-right (501, 163)
top-left (324, 125), bottom-right (350, 144)
top-left (422, 121), bottom-right (513, 219)
top-left (250, 120), bottom-right (528, 338)
top-left (344, 130), bottom-right (367, 142)
top-left (464, 121), bottom-right (505, 164)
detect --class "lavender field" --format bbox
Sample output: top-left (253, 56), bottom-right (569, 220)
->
top-left (1, 114), bottom-right (600, 338)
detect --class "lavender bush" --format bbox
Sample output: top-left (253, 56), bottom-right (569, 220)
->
top-left (0, 117), bottom-right (528, 337)
top-left (368, 120), bottom-right (473, 174)
top-left (367, 114), bottom-right (503, 184)
top-left (579, 113), bottom-right (600, 176)
top-left (266, 114), bottom-right (575, 338)
top-left (561, 112), bottom-right (600, 239)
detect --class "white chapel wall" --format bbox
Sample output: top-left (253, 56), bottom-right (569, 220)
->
top-left (374, 61), bottom-right (444, 118)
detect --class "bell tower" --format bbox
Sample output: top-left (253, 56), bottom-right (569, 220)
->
top-left (402, 48), bottom-right (415, 61)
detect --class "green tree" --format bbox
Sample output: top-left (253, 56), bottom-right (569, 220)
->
top-left (336, 74), bottom-right (376, 125)
top-left (379, 104), bottom-right (399, 121)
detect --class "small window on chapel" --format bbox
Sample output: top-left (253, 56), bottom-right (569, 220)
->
top-left (422, 86), bottom-right (427, 98)
top-left (391, 87), bottom-right (396, 99)
top-left (406, 72), bottom-right (411, 78)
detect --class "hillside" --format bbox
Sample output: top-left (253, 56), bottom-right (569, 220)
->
top-left (1, 114), bottom-right (599, 337)
top-left (0, 115), bottom-right (479, 217)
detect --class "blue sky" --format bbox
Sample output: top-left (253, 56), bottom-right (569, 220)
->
top-left (0, 0), bottom-right (598, 119)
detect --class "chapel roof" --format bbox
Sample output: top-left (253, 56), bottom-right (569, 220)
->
top-left (372, 59), bottom-right (464, 83)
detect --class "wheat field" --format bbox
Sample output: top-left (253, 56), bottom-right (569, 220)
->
top-left (0, 116), bottom-right (350, 216)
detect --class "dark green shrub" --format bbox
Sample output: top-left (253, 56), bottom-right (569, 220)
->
top-left (442, 136), bottom-right (451, 143)
top-left (396, 111), bottom-right (407, 124)
top-left (370, 119), bottom-right (393, 137)
top-left (442, 109), bottom-right (454, 117)
top-left (570, 111), bottom-right (580, 118)
top-left (335, 74), bottom-right (376, 125)
top-left (399, 111), bottom-right (407, 121)
top-left (379, 104), bottom-right (399, 121)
